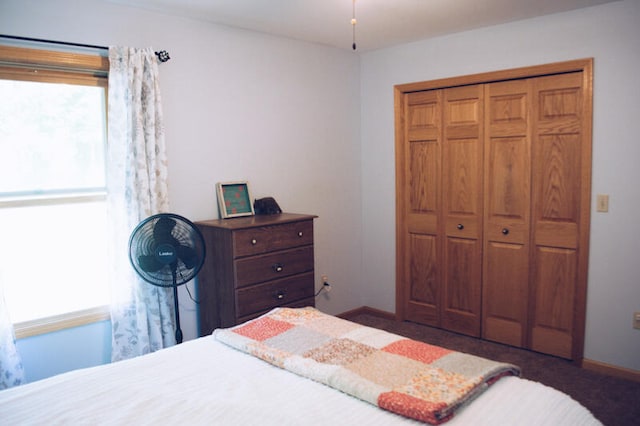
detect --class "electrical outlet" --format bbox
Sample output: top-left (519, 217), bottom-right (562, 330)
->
top-left (634, 312), bottom-right (640, 330)
top-left (320, 274), bottom-right (332, 292)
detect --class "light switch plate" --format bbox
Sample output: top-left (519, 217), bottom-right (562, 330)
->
top-left (596, 194), bottom-right (609, 212)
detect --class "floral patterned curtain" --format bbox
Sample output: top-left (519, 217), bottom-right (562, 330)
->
top-left (107, 47), bottom-right (175, 362)
top-left (0, 272), bottom-right (24, 389)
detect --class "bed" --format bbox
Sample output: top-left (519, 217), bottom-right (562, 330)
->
top-left (0, 307), bottom-right (601, 425)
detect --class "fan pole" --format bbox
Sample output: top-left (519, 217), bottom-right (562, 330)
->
top-left (173, 272), bottom-right (183, 344)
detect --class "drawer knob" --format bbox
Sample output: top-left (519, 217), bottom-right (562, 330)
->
top-left (272, 263), bottom-right (284, 273)
top-left (502, 228), bottom-right (509, 235)
top-left (274, 290), bottom-right (286, 300)
top-left (457, 223), bottom-right (464, 230)
top-left (298, 231), bottom-right (303, 237)
top-left (251, 238), bottom-right (257, 245)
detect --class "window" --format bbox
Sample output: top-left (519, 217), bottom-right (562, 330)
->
top-left (0, 45), bottom-right (110, 337)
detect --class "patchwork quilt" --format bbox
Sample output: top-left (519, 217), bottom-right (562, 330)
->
top-left (213, 307), bottom-right (520, 424)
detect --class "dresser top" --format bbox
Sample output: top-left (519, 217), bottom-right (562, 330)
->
top-left (196, 213), bottom-right (317, 230)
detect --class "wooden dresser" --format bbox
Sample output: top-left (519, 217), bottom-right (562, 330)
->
top-left (196, 213), bottom-right (316, 336)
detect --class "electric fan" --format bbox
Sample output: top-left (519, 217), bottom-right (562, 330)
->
top-left (128, 213), bottom-right (206, 344)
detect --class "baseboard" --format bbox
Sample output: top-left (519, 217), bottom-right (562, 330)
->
top-left (583, 359), bottom-right (640, 383)
top-left (337, 306), bottom-right (397, 321)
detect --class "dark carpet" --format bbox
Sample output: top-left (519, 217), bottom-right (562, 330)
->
top-left (341, 312), bottom-right (640, 426)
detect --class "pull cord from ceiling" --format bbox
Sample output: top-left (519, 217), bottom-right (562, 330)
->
top-left (351, 0), bottom-right (357, 50)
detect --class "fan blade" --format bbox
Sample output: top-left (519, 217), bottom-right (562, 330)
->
top-left (138, 254), bottom-right (165, 273)
top-left (153, 216), bottom-right (178, 244)
top-left (177, 244), bottom-right (198, 269)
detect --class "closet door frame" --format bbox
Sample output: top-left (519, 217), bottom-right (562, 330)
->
top-left (395, 58), bottom-right (593, 363)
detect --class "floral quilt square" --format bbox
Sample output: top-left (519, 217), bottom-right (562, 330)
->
top-left (304, 338), bottom-right (375, 365)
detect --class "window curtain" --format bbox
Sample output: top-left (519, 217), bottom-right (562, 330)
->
top-left (107, 47), bottom-right (175, 362)
top-left (0, 272), bottom-right (25, 389)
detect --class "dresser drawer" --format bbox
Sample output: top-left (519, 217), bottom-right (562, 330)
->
top-left (235, 272), bottom-right (314, 318)
top-left (232, 220), bottom-right (313, 257)
top-left (235, 246), bottom-right (314, 288)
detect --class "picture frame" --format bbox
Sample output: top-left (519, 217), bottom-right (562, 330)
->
top-left (216, 181), bottom-right (255, 219)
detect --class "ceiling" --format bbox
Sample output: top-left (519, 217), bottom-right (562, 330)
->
top-left (104, 0), bottom-right (619, 52)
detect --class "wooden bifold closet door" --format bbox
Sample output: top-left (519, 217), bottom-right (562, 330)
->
top-left (395, 59), bottom-right (593, 362)
top-left (441, 85), bottom-right (484, 337)
top-left (482, 78), bottom-right (532, 349)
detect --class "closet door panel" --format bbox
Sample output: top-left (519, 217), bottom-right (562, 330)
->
top-left (399, 90), bottom-right (442, 325)
top-left (530, 72), bottom-right (585, 359)
top-left (407, 140), bottom-right (438, 234)
top-left (442, 85), bottom-right (483, 336)
top-left (484, 80), bottom-right (531, 240)
top-left (533, 73), bottom-right (583, 233)
top-left (405, 90), bottom-right (441, 234)
top-left (533, 132), bottom-right (581, 249)
top-left (444, 138), bottom-right (482, 238)
top-left (406, 233), bottom-right (439, 325)
top-left (530, 246), bottom-right (576, 359)
top-left (444, 86), bottom-right (483, 228)
top-left (483, 241), bottom-right (528, 346)
top-left (442, 237), bottom-right (481, 335)
top-left (482, 79), bottom-right (532, 347)
top-left (484, 135), bottom-right (530, 241)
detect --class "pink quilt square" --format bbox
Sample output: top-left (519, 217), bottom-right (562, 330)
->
top-left (382, 339), bottom-right (452, 364)
top-left (378, 391), bottom-right (450, 425)
top-left (232, 317), bottom-right (294, 341)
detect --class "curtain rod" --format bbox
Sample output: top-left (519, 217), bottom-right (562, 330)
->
top-left (0, 34), bottom-right (170, 63)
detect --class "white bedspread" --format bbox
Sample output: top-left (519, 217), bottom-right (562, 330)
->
top-left (0, 335), bottom-right (601, 425)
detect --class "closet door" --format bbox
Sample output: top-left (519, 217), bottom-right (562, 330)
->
top-left (482, 79), bottom-right (532, 347)
top-left (530, 71), bottom-right (589, 360)
top-left (441, 85), bottom-right (484, 336)
top-left (395, 60), bottom-right (592, 362)
top-left (398, 90), bottom-right (443, 327)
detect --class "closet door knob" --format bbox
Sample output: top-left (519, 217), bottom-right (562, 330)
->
top-left (502, 228), bottom-right (509, 235)
top-left (457, 224), bottom-right (464, 230)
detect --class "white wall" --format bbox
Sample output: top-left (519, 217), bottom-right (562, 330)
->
top-left (359, 0), bottom-right (640, 371)
top-left (0, 0), bottom-right (361, 380)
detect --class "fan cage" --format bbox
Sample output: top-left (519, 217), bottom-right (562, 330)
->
top-left (129, 213), bottom-right (206, 287)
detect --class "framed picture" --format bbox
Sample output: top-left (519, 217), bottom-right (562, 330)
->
top-left (216, 181), bottom-right (255, 219)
